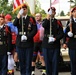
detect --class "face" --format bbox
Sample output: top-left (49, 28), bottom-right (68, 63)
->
top-left (72, 10), bottom-right (76, 18)
top-left (22, 7), bottom-right (28, 15)
top-left (51, 10), bottom-right (56, 18)
top-left (5, 18), bottom-right (8, 23)
top-left (35, 13), bottom-right (42, 21)
top-left (0, 17), bottom-right (5, 25)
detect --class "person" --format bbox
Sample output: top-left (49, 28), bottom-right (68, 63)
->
top-left (42, 7), bottom-right (64, 75)
top-left (31, 13), bottom-right (46, 75)
top-left (63, 6), bottom-right (76, 75)
top-left (13, 4), bottom-right (37, 75)
top-left (0, 14), bottom-right (12, 75)
top-left (5, 14), bottom-right (18, 75)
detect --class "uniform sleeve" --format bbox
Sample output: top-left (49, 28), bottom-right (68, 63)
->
top-left (27, 17), bottom-right (37, 40)
top-left (13, 17), bottom-right (20, 27)
top-left (7, 27), bottom-right (12, 52)
top-left (55, 20), bottom-right (64, 40)
top-left (42, 19), bottom-right (49, 29)
top-left (63, 21), bottom-right (70, 44)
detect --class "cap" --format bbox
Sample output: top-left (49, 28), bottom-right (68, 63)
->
top-left (0, 14), bottom-right (5, 19)
top-left (22, 4), bottom-right (27, 8)
top-left (5, 14), bottom-right (12, 20)
top-left (71, 7), bottom-right (76, 12)
top-left (48, 7), bottom-right (56, 12)
top-left (51, 7), bottom-right (56, 11)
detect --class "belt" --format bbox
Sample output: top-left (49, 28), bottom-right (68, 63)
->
top-left (0, 41), bottom-right (3, 45)
top-left (19, 32), bottom-right (26, 35)
top-left (74, 35), bottom-right (76, 38)
top-left (44, 34), bottom-right (50, 37)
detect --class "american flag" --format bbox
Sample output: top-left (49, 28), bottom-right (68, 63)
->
top-left (13, 0), bottom-right (24, 12)
top-left (51, 0), bottom-right (59, 6)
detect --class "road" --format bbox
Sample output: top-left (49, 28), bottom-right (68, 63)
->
top-left (14, 68), bottom-right (71, 75)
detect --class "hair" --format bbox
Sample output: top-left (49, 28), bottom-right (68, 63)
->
top-left (0, 14), bottom-right (5, 19)
top-left (35, 13), bottom-right (42, 17)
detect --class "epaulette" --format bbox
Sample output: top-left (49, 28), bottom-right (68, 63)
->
top-left (57, 20), bottom-right (63, 27)
top-left (4, 25), bottom-right (11, 34)
top-left (30, 17), bottom-right (36, 25)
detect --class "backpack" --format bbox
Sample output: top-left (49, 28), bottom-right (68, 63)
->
top-left (5, 25), bottom-right (17, 44)
top-left (11, 32), bottom-right (17, 44)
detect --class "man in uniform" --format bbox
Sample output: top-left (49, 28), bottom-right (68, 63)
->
top-left (0, 14), bottom-right (12, 75)
top-left (5, 14), bottom-right (18, 75)
top-left (63, 7), bottom-right (76, 75)
top-left (13, 4), bottom-right (37, 75)
top-left (42, 7), bottom-right (64, 75)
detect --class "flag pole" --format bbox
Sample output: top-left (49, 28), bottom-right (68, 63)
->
top-left (58, 0), bottom-right (60, 16)
top-left (69, 0), bottom-right (72, 32)
top-left (50, 0), bottom-right (52, 36)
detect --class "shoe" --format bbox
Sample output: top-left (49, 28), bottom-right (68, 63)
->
top-left (16, 67), bottom-right (20, 71)
top-left (37, 65), bottom-right (44, 69)
top-left (42, 70), bottom-right (46, 75)
top-left (42, 72), bottom-right (46, 75)
top-left (7, 70), bottom-right (14, 75)
top-left (31, 71), bottom-right (35, 75)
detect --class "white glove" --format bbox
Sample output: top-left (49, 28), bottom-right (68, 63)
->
top-left (8, 55), bottom-right (14, 70)
top-left (48, 37), bottom-right (55, 43)
top-left (21, 35), bottom-right (27, 41)
top-left (7, 52), bottom-right (11, 55)
top-left (67, 31), bottom-right (73, 37)
top-left (47, 9), bottom-right (52, 15)
top-left (19, 9), bottom-right (23, 15)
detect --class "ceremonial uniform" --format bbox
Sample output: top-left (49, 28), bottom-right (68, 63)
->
top-left (42, 7), bottom-right (64, 75)
top-left (5, 14), bottom-right (18, 75)
top-left (13, 4), bottom-right (37, 75)
top-left (14, 16), bottom-right (37, 48)
top-left (63, 7), bottom-right (76, 75)
top-left (0, 25), bottom-right (12, 75)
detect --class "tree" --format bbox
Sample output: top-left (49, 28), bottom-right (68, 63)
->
top-left (68, 0), bottom-right (76, 7)
top-left (0, 0), bottom-right (16, 19)
top-left (35, 0), bottom-right (46, 17)
top-left (0, 0), bottom-right (46, 19)
top-left (60, 11), bottom-right (65, 16)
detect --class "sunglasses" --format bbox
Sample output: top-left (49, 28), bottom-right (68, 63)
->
top-left (23, 8), bottom-right (26, 10)
top-left (0, 15), bottom-right (5, 18)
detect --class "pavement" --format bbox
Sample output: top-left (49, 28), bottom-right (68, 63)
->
top-left (14, 68), bottom-right (71, 75)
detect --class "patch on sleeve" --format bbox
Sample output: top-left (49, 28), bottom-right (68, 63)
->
top-left (30, 17), bottom-right (36, 25)
top-left (57, 20), bottom-right (63, 27)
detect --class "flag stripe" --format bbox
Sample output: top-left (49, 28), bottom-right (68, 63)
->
top-left (13, 0), bottom-right (23, 13)
top-left (51, 0), bottom-right (59, 5)
top-left (16, 0), bottom-right (21, 6)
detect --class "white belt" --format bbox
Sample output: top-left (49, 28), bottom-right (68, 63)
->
top-left (19, 32), bottom-right (26, 35)
top-left (0, 41), bottom-right (3, 45)
top-left (74, 35), bottom-right (76, 38)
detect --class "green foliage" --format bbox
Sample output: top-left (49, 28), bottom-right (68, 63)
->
top-left (35, 0), bottom-right (46, 18)
top-left (60, 11), bottom-right (65, 16)
top-left (0, 0), bottom-right (46, 19)
top-left (68, 0), bottom-right (76, 7)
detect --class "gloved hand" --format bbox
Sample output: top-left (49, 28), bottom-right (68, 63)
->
top-left (47, 9), bottom-right (52, 15)
top-left (67, 31), bottom-right (73, 37)
top-left (7, 52), bottom-right (11, 55)
top-left (19, 9), bottom-right (24, 15)
top-left (48, 37), bottom-right (55, 43)
top-left (21, 35), bottom-right (27, 41)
